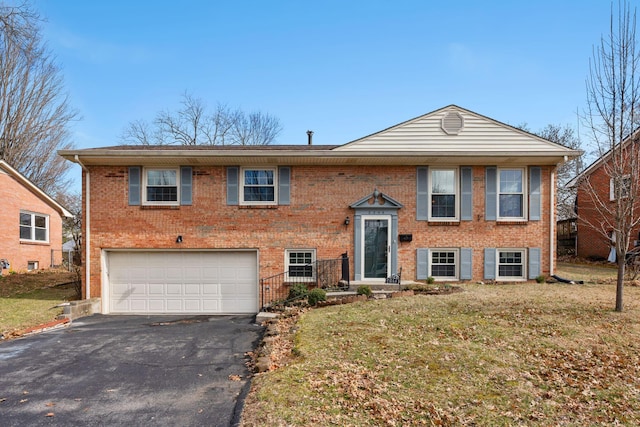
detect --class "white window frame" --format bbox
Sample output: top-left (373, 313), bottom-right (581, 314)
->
top-left (20, 211), bottom-right (49, 243)
top-left (497, 167), bottom-right (527, 220)
top-left (240, 167), bottom-right (278, 206)
top-left (610, 175), bottom-right (631, 201)
top-left (429, 248), bottom-right (459, 280)
top-left (428, 168), bottom-right (459, 221)
top-left (496, 248), bottom-right (526, 281)
top-left (142, 167), bottom-right (180, 206)
top-left (285, 249), bottom-right (316, 282)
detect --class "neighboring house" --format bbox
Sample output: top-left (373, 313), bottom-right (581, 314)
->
top-left (58, 105), bottom-right (580, 315)
top-left (571, 137), bottom-right (640, 260)
top-left (0, 160), bottom-right (73, 272)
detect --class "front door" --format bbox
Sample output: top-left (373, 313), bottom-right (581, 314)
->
top-left (362, 215), bottom-right (390, 280)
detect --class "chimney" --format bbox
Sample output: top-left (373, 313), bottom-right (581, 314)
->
top-left (306, 130), bottom-right (314, 145)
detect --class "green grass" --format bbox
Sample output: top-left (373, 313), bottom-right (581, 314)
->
top-left (0, 284), bottom-right (76, 335)
top-left (242, 273), bottom-right (640, 426)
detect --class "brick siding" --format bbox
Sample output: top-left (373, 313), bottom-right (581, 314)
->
top-left (0, 172), bottom-right (64, 272)
top-left (82, 164), bottom-right (555, 299)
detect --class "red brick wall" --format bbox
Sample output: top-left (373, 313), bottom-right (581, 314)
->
top-left (82, 164), bottom-right (556, 299)
top-left (576, 164), bottom-right (640, 260)
top-left (0, 171), bottom-right (64, 272)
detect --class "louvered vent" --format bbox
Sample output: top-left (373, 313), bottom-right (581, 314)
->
top-left (441, 111), bottom-right (464, 135)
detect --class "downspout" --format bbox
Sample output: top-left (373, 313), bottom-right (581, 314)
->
top-left (75, 155), bottom-right (90, 300)
top-left (550, 168), bottom-right (556, 276)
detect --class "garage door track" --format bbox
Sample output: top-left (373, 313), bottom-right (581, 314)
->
top-left (0, 314), bottom-right (264, 426)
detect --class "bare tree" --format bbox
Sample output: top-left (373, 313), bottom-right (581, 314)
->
top-left (121, 93), bottom-right (282, 146)
top-left (537, 124), bottom-right (583, 220)
top-left (0, 2), bottom-right (77, 195)
top-left (578, 0), bottom-right (640, 312)
top-left (56, 191), bottom-right (82, 298)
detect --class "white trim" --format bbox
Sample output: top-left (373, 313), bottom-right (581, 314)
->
top-left (142, 167), bottom-right (180, 206)
top-left (284, 249), bottom-right (316, 282)
top-left (497, 167), bottom-right (527, 220)
top-left (19, 210), bottom-right (50, 243)
top-left (361, 215), bottom-right (391, 281)
top-left (240, 166), bottom-right (278, 206)
top-left (496, 248), bottom-right (527, 281)
top-left (75, 155), bottom-right (91, 300)
top-left (428, 167), bottom-right (459, 221)
top-left (428, 248), bottom-right (459, 280)
top-left (609, 174), bottom-right (631, 201)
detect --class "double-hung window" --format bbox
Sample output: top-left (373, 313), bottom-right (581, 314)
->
top-left (430, 249), bottom-right (458, 280)
top-left (498, 168), bottom-right (525, 219)
top-left (242, 167), bottom-right (277, 205)
top-left (285, 249), bottom-right (315, 281)
top-left (144, 168), bottom-right (179, 205)
top-left (429, 168), bottom-right (458, 220)
top-left (610, 175), bottom-right (631, 200)
top-left (497, 249), bottom-right (525, 280)
top-left (20, 211), bottom-right (49, 243)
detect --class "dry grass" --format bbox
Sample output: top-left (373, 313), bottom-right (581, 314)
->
top-left (242, 264), bottom-right (640, 426)
top-left (0, 270), bottom-right (76, 336)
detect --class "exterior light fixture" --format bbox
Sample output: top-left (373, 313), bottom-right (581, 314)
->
top-left (344, 216), bottom-right (350, 226)
top-left (176, 235), bottom-right (183, 243)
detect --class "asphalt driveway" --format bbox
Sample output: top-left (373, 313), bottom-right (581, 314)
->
top-left (0, 314), bottom-right (264, 426)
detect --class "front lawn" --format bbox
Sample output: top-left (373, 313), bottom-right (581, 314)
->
top-left (0, 270), bottom-right (76, 338)
top-left (242, 274), bottom-right (640, 425)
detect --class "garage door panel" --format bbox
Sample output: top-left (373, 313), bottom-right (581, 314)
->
top-left (184, 284), bottom-right (201, 295)
top-left (108, 251), bottom-right (257, 314)
top-left (166, 284), bottom-right (181, 295)
top-left (202, 284), bottom-right (219, 295)
top-left (149, 284), bottom-right (164, 295)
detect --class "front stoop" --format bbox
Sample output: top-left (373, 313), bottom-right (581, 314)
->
top-left (59, 298), bottom-right (101, 320)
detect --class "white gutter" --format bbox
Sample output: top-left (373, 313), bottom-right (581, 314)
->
top-left (550, 168), bottom-right (555, 275)
top-left (75, 155), bottom-right (90, 300)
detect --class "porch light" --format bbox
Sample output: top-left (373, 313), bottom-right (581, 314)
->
top-left (176, 235), bottom-right (183, 243)
top-left (344, 216), bottom-right (350, 226)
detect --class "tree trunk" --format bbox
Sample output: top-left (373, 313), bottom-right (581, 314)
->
top-left (616, 257), bottom-right (625, 312)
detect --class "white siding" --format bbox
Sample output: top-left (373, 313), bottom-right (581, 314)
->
top-left (334, 105), bottom-right (570, 154)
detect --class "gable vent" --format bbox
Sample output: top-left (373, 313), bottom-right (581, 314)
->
top-left (441, 111), bottom-right (464, 135)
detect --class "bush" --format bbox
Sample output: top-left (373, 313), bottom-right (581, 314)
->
top-left (287, 283), bottom-right (309, 300)
top-left (356, 285), bottom-right (372, 297)
top-left (426, 276), bottom-right (435, 284)
top-left (308, 288), bottom-right (327, 305)
top-left (536, 275), bottom-right (546, 284)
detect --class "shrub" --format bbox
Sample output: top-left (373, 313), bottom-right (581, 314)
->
top-left (356, 285), bottom-right (372, 297)
top-left (536, 275), bottom-right (546, 284)
top-left (426, 276), bottom-right (435, 284)
top-left (308, 288), bottom-right (327, 305)
top-left (287, 283), bottom-right (309, 301)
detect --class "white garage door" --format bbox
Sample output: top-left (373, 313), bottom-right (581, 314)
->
top-left (107, 251), bottom-right (257, 314)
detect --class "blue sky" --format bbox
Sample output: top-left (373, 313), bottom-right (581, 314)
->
top-left (30, 1), bottom-right (612, 155)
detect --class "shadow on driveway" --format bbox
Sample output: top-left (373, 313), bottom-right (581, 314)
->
top-left (0, 314), bottom-right (264, 426)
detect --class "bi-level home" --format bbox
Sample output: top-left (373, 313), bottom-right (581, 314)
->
top-left (59, 105), bottom-right (580, 315)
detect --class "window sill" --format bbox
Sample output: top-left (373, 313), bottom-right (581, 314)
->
top-left (428, 221), bottom-right (460, 226)
top-left (239, 205), bottom-right (278, 209)
top-left (20, 240), bottom-right (50, 246)
top-left (141, 205), bottom-right (180, 210)
top-left (496, 220), bottom-right (528, 225)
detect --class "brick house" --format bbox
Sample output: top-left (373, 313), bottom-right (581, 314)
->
top-left (59, 105), bottom-right (580, 315)
top-left (572, 136), bottom-right (640, 260)
top-left (0, 160), bottom-right (72, 273)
